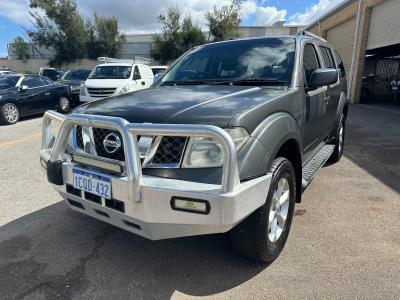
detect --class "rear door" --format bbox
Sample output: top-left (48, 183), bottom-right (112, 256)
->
top-left (302, 43), bottom-right (328, 155)
top-left (319, 45), bottom-right (341, 133)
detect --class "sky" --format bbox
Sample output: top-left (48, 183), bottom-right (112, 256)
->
top-left (0, 0), bottom-right (346, 57)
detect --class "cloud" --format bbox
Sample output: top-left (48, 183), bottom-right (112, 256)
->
top-left (289, 0), bottom-right (345, 25)
top-left (0, 0), bottom-right (31, 26)
top-left (241, 1), bottom-right (287, 25)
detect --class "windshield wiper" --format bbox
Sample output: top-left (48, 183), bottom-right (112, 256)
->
top-left (161, 80), bottom-right (214, 86)
top-left (210, 78), bottom-right (288, 86)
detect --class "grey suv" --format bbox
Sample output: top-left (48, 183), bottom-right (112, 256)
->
top-left (41, 32), bottom-right (348, 263)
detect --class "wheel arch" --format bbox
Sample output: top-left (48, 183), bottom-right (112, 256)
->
top-left (249, 112), bottom-right (303, 203)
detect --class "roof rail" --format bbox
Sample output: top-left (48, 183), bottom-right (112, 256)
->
top-left (296, 30), bottom-right (327, 43)
top-left (97, 57), bottom-right (151, 65)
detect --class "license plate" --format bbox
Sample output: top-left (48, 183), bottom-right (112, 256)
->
top-left (73, 168), bottom-right (111, 199)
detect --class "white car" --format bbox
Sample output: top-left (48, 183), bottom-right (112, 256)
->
top-left (80, 58), bottom-right (154, 103)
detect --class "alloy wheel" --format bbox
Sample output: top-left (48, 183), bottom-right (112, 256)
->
top-left (4, 104), bottom-right (19, 123)
top-left (60, 97), bottom-right (70, 112)
top-left (268, 177), bottom-right (290, 243)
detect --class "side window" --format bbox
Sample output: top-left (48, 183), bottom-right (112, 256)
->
top-left (319, 46), bottom-right (335, 68)
top-left (22, 76), bottom-right (45, 88)
top-left (133, 66), bottom-right (141, 79)
top-left (334, 51), bottom-right (346, 78)
top-left (303, 43), bottom-right (321, 86)
top-left (41, 77), bottom-right (53, 85)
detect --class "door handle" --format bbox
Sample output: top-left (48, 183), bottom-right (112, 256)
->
top-left (45, 92), bottom-right (51, 96)
top-left (324, 96), bottom-right (330, 104)
top-left (141, 81), bottom-right (145, 86)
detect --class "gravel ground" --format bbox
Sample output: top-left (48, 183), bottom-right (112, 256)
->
top-left (0, 105), bottom-right (399, 299)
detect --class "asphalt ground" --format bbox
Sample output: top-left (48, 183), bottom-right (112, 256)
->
top-left (0, 105), bottom-right (399, 299)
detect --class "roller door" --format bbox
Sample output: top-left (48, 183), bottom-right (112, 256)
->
top-left (367, 0), bottom-right (400, 50)
top-left (326, 17), bottom-right (356, 83)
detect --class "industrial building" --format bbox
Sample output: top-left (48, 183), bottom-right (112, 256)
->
top-left (305, 0), bottom-right (400, 105)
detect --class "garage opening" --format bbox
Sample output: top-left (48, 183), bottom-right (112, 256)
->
top-left (361, 44), bottom-right (400, 105)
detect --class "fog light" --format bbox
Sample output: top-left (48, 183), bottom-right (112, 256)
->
top-left (171, 197), bottom-right (210, 214)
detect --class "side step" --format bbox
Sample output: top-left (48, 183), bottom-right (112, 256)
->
top-left (302, 144), bottom-right (335, 191)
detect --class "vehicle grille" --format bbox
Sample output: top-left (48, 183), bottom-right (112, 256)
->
top-left (74, 127), bottom-right (187, 166)
top-left (87, 87), bottom-right (116, 97)
top-left (76, 126), bottom-right (125, 161)
top-left (151, 136), bottom-right (187, 165)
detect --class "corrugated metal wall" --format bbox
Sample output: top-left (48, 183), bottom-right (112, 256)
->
top-left (238, 27), bottom-right (294, 38)
top-left (326, 17), bottom-right (356, 85)
top-left (367, 0), bottom-right (400, 50)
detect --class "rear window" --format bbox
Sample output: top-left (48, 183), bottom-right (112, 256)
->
top-left (334, 51), bottom-right (346, 78)
top-left (319, 46), bottom-right (336, 68)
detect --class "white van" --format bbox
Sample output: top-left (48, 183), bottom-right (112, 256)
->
top-left (80, 57), bottom-right (154, 103)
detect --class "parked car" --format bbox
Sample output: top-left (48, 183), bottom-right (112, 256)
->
top-left (151, 66), bottom-right (168, 83)
top-left (41, 32), bottom-right (348, 263)
top-left (79, 57), bottom-right (154, 103)
top-left (0, 70), bottom-right (14, 75)
top-left (39, 67), bottom-right (63, 81)
top-left (59, 68), bottom-right (92, 105)
top-left (0, 74), bottom-right (71, 125)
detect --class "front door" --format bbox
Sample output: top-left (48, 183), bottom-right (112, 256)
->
top-left (17, 76), bottom-right (48, 114)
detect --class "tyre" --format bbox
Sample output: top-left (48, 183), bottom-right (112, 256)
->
top-left (230, 157), bottom-right (296, 263)
top-left (329, 114), bottom-right (345, 163)
top-left (58, 96), bottom-right (70, 113)
top-left (0, 103), bottom-right (20, 125)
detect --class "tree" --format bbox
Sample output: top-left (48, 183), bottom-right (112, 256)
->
top-left (205, 0), bottom-right (241, 42)
top-left (11, 37), bottom-right (31, 62)
top-left (151, 7), bottom-right (205, 64)
top-left (28, 0), bottom-right (88, 66)
top-left (86, 14), bottom-right (126, 59)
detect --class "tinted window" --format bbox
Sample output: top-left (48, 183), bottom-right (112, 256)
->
top-left (89, 66), bottom-right (132, 79)
top-left (41, 77), bottom-right (53, 85)
top-left (22, 76), bottom-right (44, 88)
top-left (319, 46), bottom-right (336, 68)
top-left (151, 68), bottom-right (167, 75)
top-left (62, 69), bottom-right (91, 81)
top-left (133, 66), bottom-right (141, 79)
top-left (334, 51), bottom-right (346, 78)
top-left (159, 37), bottom-right (296, 86)
top-left (0, 76), bottom-right (20, 90)
top-left (303, 44), bottom-right (321, 85)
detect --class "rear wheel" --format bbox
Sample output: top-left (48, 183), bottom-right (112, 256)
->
top-left (329, 114), bottom-right (345, 163)
top-left (230, 157), bottom-right (296, 263)
top-left (1, 103), bottom-right (20, 125)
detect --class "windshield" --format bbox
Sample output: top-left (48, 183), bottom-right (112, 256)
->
top-left (62, 69), bottom-right (91, 81)
top-left (0, 76), bottom-right (20, 90)
top-left (89, 66), bottom-right (132, 79)
top-left (159, 37), bottom-right (295, 86)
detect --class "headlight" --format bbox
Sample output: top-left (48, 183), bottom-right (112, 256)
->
top-left (71, 84), bottom-right (81, 92)
top-left (182, 127), bottom-right (249, 168)
top-left (80, 85), bottom-right (86, 96)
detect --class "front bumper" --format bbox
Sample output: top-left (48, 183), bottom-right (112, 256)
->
top-left (40, 111), bottom-right (272, 240)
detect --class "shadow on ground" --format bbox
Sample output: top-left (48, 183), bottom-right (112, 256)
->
top-left (343, 105), bottom-right (400, 193)
top-left (0, 202), bottom-right (267, 299)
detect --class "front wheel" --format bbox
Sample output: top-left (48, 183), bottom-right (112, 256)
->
top-left (1, 103), bottom-right (20, 125)
top-left (230, 157), bottom-right (296, 263)
top-left (58, 96), bottom-right (70, 113)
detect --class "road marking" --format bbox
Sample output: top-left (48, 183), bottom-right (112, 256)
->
top-left (0, 132), bottom-right (41, 149)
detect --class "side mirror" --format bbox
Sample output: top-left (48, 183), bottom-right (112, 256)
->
top-left (19, 85), bottom-right (29, 92)
top-left (133, 73), bottom-right (141, 80)
top-left (309, 68), bottom-right (338, 89)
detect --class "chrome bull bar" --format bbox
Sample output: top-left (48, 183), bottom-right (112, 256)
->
top-left (41, 110), bottom-right (241, 203)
